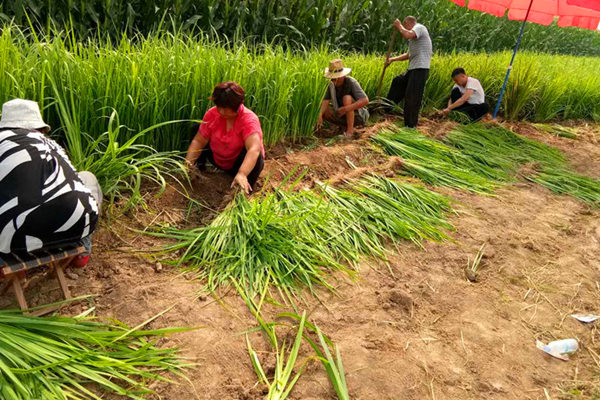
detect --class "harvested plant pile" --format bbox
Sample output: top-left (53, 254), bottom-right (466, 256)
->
top-left (527, 168), bottom-right (600, 206)
top-left (374, 123), bottom-right (600, 206)
top-left (445, 124), bottom-right (566, 170)
top-left (446, 124), bottom-right (600, 206)
top-left (151, 176), bottom-right (453, 300)
top-left (0, 310), bottom-right (189, 400)
top-left (372, 128), bottom-right (505, 194)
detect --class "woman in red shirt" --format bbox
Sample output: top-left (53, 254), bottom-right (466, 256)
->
top-left (185, 82), bottom-right (265, 194)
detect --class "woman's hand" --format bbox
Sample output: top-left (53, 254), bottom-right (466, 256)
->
top-left (232, 172), bottom-right (252, 194)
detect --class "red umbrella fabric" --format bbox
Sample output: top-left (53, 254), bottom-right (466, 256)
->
top-left (448, 0), bottom-right (600, 30)
top-left (567, 0), bottom-right (600, 12)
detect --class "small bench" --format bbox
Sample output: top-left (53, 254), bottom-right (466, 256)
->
top-left (0, 242), bottom-right (87, 312)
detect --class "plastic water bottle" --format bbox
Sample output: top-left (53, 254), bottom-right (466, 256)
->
top-left (537, 339), bottom-right (578, 360)
top-left (544, 339), bottom-right (578, 355)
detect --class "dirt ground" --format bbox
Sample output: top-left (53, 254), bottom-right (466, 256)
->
top-left (3, 119), bottom-right (600, 400)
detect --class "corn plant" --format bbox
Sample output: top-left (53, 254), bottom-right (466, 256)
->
top-left (6, 0), bottom-right (600, 55)
top-left (0, 309), bottom-right (191, 400)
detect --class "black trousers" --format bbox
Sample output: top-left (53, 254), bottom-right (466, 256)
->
top-left (387, 68), bottom-right (429, 128)
top-left (450, 88), bottom-right (490, 122)
top-left (197, 147), bottom-right (264, 188)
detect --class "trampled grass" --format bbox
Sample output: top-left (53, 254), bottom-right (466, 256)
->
top-left (0, 309), bottom-right (191, 400)
top-left (148, 175), bottom-right (453, 301)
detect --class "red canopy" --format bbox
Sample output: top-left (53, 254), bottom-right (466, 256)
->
top-left (567, 0), bottom-right (600, 12)
top-left (448, 0), bottom-right (600, 30)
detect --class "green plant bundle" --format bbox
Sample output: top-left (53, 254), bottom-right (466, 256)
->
top-left (527, 167), bottom-right (600, 207)
top-left (533, 123), bottom-right (579, 140)
top-left (445, 124), bottom-right (600, 206)
top-left (150, 176), bottom-right (452, 300)
top-left (372, 128), bottom-right (503, 193)
top-left (0, 310), bottom-right (191, 400)
top-left (445, 123), bottom-right (567, 170)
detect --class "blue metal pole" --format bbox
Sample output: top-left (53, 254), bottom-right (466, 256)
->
top-left (493, 0), bottom-right (535, 119)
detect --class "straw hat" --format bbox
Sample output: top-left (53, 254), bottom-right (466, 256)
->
top-left (0, 99), bottom-right (50, 131)
top-left (323, 59), bottom-right (351, 79)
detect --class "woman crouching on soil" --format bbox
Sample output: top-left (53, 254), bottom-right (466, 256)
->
top-left (185, 81), bottom-right (265, 194)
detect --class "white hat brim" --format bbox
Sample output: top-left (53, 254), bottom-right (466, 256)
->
top-left (324, 67), bottom-right (352, 79)
top-left (0, 121), bottom-right (50, 131)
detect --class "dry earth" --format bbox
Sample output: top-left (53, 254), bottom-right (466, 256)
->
top-left (2, 119), bottom-right (600, 400)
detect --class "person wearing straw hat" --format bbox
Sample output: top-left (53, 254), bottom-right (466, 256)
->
top-left (317, 59), bottom-right (369, 138)
top-left (0, 99), bottom-right (101, 266)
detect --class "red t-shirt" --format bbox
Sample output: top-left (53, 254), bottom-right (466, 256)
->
top-left (199, 105), bottom-right (265, 170)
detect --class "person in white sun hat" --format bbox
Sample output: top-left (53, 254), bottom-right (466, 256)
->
top-left (0, 99), bottom-right (101, 267)
top-left (317, 59), bottom-right (369, 139)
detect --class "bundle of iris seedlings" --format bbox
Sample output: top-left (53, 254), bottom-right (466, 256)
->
top-left (0, 309), bottom-right (190, 400)
top-left (153, 176), bottom-right (453, 301)
top-left (527, 167), bottom-right (600, 206)
top-left (445, 124), bottom-right (600, 206)
top-left (445, 123), bottom-right (566, 171)
top-left (372, 128), bottom-right (505, 193)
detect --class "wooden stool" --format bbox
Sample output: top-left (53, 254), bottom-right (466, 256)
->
top-left (0, 242), bottom-right (87, 313)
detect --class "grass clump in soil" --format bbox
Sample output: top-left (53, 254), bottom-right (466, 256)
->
top-left (0, 309), bottom-right (191, 400)
top-left (151, 175), bottom-right (453, 302)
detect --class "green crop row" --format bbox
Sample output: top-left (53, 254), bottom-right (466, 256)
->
top-left (0, 26), bottom-right (599, 152)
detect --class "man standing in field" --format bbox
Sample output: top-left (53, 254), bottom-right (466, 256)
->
top-left (317, 59), bottom-right (369, 139)
top-left (385, 16), bottom-right (433, 128)
top-left (443, 68), bottom-right (490, 122)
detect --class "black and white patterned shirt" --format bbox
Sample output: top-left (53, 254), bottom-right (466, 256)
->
top-left (0, 129), bottom-right (98, 254)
